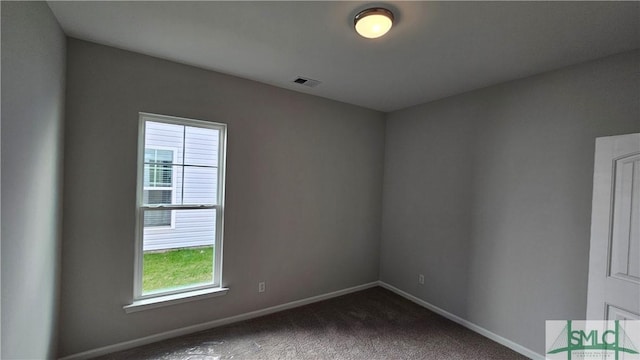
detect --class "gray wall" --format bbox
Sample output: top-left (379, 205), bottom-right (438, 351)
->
top-left (380, 50), bottom-right (640, 355)
top-left (59, 39), bottom-right (385, 356)
top-left (1, 2), bottom-right (66, 359)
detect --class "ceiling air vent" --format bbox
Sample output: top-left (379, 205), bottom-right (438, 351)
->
top-left (291, 76), bottom-right (321, 88)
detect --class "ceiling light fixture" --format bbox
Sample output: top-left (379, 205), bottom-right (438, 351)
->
top-left (354, 7), bottom-right (394, 39)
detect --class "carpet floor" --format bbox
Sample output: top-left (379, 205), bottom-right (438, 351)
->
top-left (96, 287), bottom-right (529, 359)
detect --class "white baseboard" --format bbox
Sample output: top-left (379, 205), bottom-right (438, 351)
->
top-left (58, 281), bottom-right (378, 360)
top-left (378, 281), bottom-right (545, 360)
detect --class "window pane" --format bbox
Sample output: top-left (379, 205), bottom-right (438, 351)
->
top-left (144, 164), bottom-right (173, 187)
top-left (184, 126), bottom-right (219, 166)
top-left (145, 121), bottom-right (184, 165)
top-left (144, 148), bottom-right (175, 164)
top-left (143, 189), bottom-right (172, 205)
top-left (144, 209), bottom-right (172, 227)
top-left (155, 149), bottom-right (173, 163)
top-left (144, 149), bottom-right (155, 163)
top-left (142, 209), bottom-right (216, 294)
top-left (143, 190), bottom-right (172, 227)
top-left (182, 166), bottom-right (218, 204)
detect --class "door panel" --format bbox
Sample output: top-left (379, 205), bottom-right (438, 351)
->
top-left (587, 133), bottom-right (640, 320)
top-left (607, 304), bottom-right (640, 321)
top-left (610, 154), bottom-right (640, 283)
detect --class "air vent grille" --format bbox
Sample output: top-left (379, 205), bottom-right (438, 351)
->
top-left (291, 76), bottom-right (321, 88)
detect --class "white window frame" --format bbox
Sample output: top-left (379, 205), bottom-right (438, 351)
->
top-left (143, 146), bottom-right (178, 230)
top-left (129, 112), bottom-right (228, 310)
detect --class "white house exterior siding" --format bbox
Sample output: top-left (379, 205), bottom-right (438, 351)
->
top-left (143, 121), bottom-right (218, 251)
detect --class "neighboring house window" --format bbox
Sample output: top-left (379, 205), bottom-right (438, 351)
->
top-left (143, 149), bottom-right (174, 227)
top-left (134, 113), bottom-right (227, 301)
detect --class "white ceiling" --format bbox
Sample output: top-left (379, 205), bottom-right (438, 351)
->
top-left (48, 1), bottom-right (639, 112)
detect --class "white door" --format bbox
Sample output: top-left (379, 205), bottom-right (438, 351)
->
top-left (587, 133), bottom-right (640, 320)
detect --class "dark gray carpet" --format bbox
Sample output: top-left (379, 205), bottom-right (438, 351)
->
top-left (96, 287), bottom-right (529, 359)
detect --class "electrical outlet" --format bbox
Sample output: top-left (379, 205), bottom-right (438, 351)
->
top-left (258, 281), bottom-right (266, 293)
top-left (418, 274), bottom-right (425, 285)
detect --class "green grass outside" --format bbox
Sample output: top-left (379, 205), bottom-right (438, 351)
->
top-left (143, 246), bottom-right (214, 292)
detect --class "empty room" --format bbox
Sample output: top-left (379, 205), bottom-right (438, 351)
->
top-left (2, 1), bottom-right (639, 359)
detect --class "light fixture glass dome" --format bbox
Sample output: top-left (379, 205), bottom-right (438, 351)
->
top-left (354, 8), bottom-right (394, 39)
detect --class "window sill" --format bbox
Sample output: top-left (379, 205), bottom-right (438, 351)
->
top-left (123, 287), bottom-right (229, 313)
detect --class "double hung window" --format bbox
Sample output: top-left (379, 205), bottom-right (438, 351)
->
top-left (133, 113), bottom-right (227, 304)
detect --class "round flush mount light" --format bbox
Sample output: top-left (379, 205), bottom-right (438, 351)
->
top-left (354, 8), bottom-right (394, 39)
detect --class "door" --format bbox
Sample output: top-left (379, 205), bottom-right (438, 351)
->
top-left (587, 133), bottom-right (640, 320)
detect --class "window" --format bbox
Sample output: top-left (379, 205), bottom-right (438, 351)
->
top-left (133, 113), bottom-right (227, 304)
